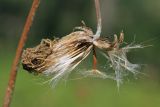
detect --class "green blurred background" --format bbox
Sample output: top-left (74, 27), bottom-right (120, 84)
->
top-left (0, 0), bottom-right (160, 107)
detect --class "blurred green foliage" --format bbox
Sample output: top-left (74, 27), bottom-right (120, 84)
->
top-left (0, 0), bottom-right (160, 107)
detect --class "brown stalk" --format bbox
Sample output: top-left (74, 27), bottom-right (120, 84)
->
top-left (3, 0), bottom-right (40, 107)
top-left (93, 46), bottom-right (97, 70)
top-left (93, 0), bottom-right (101, 70)
top-left (94, 0), bottom-right (102, 38)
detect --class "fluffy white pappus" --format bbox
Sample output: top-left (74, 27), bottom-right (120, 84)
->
top-left (102, 43), bottom-right (144, 88)
top-left (43, 47), bottom-right (92, 87)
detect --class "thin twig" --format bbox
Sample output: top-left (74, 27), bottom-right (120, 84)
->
top-left (3, 0), bottom-right (40, 107)
top-left (94, 0), bottom-right (102, 39)
top-left (92, 0), bottom-right (102, 70)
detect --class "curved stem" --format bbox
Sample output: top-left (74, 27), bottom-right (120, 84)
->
top-left (94, 0), bottom-right (102, 39)
top-left (3, 0), bottom-right (40, 107)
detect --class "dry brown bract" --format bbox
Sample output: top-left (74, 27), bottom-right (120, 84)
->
top-left (21, 26), bottom-right (143, 86)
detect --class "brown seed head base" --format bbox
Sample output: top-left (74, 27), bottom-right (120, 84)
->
top-left (21, 25), bottom-right (143, 87)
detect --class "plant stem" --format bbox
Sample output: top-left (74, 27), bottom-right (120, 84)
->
top-left (94, 0), bottom-right (102, 39)
top-left (92, 0), bottom-right (102, 70)
top-left (93, 46), bottom-right (97, 70)
top-left (3, 0), bottom-right (40, 107)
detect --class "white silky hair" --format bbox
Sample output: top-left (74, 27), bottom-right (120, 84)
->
top-left (78, 42), bottom-right (144, 88)
top-left (43, 46), bottom-right (92, 87)
top-left (103, 43), bottom-right (144, 88)
top-left (42, 35), bottom-right (144, 88)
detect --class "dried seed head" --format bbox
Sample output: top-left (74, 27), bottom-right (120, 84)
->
top-left (22, 27), bottom-right (94, 77)
top-left (21, 0), bottom-right (144, 87)
top-left (22, 25), bottom-right (143, 87)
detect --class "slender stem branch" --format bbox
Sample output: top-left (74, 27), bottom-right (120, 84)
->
top-left (3, 0), bottom-right (40, 107)
top-left (92, 0), bottom-right (101, 70)
top-left (93, 46), bottom-right (97, 70)
top-left (94, 0), bottom-right (102, 39)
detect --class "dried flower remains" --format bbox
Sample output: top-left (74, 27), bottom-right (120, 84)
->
top-left (21, 25), bottom-right (143, 87)
top-left (21, 0), bottom-right (144, 87)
